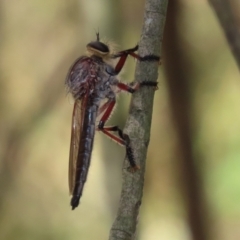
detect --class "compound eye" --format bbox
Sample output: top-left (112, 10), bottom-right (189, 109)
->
top-left (87, 41), bottom-right (109, 54)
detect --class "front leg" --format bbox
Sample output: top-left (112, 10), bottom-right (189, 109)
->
top-left (110, 45), bottom-right (160, 75)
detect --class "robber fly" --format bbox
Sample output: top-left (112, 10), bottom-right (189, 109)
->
top-left (65, 33), bottom-right (159, 210)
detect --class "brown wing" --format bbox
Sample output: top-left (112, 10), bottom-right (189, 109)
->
top-left (68, 99), bottom-right (84, 194)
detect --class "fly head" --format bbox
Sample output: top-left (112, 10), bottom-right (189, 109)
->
top-left (86, 33), bottom-right (110, 58)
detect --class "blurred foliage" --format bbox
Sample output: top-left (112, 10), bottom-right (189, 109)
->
top-left (0, 0), bottom-right (240, 240)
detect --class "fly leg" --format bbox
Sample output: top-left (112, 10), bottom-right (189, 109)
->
top-left (101, 126), bottom-right (140, 172)
top-left (98, 81), bottom-right (157, 170)
top-left (112, 45), bottom-right (160, 75)
top-left (97, 99), bottom-right (139, 171)
top-left (117, 81), bottom-right (158, 92)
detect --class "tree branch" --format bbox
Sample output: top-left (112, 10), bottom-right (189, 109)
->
top-left (109, 0), bottom-right (168, 239)
top-left (208, 0), bottom-right (240, 70)
top-left (163, 1), bottom-right (211, 240)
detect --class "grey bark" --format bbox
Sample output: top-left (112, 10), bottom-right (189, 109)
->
top-left (108, 0), bottom-right (168, 239)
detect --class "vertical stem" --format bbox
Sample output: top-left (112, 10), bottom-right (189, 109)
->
top-left (109, 1), bottom-right (168, 239)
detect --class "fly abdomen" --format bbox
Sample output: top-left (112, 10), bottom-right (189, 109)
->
top-left (71, 99), bottom-right (99, 210)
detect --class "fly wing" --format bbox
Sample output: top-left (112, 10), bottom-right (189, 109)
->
top-left (68, 99), bottom-right (83, 194)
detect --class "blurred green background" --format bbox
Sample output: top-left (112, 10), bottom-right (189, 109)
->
top-left (0, 0), bottom-right (240, 239)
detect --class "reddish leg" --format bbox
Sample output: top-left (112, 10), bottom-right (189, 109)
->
top-left (117, 82), bottom-right (139, 93)
top-left (98, 82), bottom-right (140, 124)
top-left (98, 101), bottom-right (111, 116)
top-left (113, 45), bottom-right (160, 75)
top-left (97, 46), bottom-right (159, 169)
top-left (102, 127), bottom-right (140, 171)
top-left (98, 100), bottom-right (116, 129)
top-left (97, 100), bottom-right (139, 171)
top-left (114, 46), bottom-right (138, 74)
top-left (118, 81), bottom-right (158, 93)
top-left (97, 82), bottom-right (138, 122)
